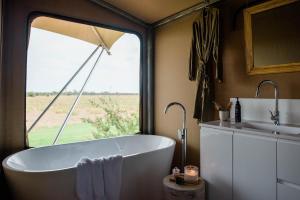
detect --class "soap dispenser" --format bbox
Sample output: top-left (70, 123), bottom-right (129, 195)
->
top-left (235, 97), bottom-right (241, 123)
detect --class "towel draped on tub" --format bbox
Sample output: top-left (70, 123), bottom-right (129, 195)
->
top-left (76, 155), bottom-right (123, 200)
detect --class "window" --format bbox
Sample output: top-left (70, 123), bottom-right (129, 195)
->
top-left (26, 16), bottom-right (141, 147)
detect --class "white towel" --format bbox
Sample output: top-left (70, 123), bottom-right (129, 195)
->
top-left (76, 158), bottom-right (105, 200)
top-left (103, 155), bottom-right (123, 200)
top-left (76, 155), bottom-right (123, 200)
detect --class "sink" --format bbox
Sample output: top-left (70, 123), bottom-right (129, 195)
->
top-left (242, 121), bottom-right (300, 135)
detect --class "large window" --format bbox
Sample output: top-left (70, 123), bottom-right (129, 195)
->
top-left (26, 16), bottom-right (140, 147)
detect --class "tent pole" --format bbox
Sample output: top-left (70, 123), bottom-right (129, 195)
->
top-left (52, 48), bottom-right (105, 145)
top-left (26, 44), bottom-right (102, 134)
top-left (152, 0), bottom-right (222, 28)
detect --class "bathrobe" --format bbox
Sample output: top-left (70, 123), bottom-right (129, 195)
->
top-left (189, 7), bottom-right (220, 122)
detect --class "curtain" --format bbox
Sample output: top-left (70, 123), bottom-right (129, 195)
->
top-left (189, 7), bottom-right (220, 122)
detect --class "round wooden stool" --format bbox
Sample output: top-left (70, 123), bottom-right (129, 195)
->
top-left (163, 175), bottom-right (205, 200)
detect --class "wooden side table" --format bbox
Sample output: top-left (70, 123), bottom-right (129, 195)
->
top-left (163, 175), bottom-right (205, 200)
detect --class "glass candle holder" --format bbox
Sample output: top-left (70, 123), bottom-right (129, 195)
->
top-left (184, 165), bottom-right (199, 183)
top-left (172, 167), bottom-right (180, 177)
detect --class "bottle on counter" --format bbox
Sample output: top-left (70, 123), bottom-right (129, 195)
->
top-left (235, 97), bottom-right (241, 123)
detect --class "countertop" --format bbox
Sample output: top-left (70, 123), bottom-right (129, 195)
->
top-left (200, 120), bottom-right (300, 142)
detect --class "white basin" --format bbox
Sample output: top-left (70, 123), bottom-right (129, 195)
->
top-left (242, 121), bottom-right (300, 135)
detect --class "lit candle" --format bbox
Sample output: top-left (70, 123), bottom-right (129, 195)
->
top-left (172, 167), bottom-right (180, 177)
top-left (184, 165), bottom-right (199, 183)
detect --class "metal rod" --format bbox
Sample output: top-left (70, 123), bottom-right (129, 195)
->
top-left (26, 44), bottom-right (102, 134)
top-left (152, 0), bottom-right (222, 28)
top-left (90, 0), bottom-right (222, 28)
top-left (89, 0), bottom-right (149, 27)
top-left (182, 128), bottom-right (187, 171)
top-left (52, 48), bottom-right (105, 144)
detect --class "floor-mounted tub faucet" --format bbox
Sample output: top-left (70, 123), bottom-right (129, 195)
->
top-left (164, 102), bottom-right (187, 171)
top-left (255, 80), bottom-right (280, 126)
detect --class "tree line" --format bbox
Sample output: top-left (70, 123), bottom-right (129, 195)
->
top-left (26, 91), bottom-right (138, 97)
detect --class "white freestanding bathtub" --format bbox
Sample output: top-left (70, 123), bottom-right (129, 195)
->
top-left (2, 135), bottom-right (175, 200)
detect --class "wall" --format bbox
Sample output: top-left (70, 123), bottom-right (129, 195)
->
top-left (155, 0), bottom-right (300, 168)
top-left (1, 0), bottom-right (147, 156)
top-left (155, 13), bottom-right (200, 167)
top-left (215, 0), bottom-right (300, 105)
top-left (1, 0), bottom-right (147, 197)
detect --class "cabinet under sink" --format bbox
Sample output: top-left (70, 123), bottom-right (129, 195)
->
top-left (233, 133), bottom-right (276, 200)
top-left (200, 122), bottom-right (300, 200)
top-left (200, 127), bottom-right (233, 200)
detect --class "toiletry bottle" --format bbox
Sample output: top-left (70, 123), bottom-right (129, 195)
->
top-left (235, 97), bottom-right (241, 123)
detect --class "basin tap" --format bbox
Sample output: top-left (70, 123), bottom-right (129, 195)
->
top-left (164, 102), bottom-right (187, 171)
top-left (255, 80), bottom-right (279, 125)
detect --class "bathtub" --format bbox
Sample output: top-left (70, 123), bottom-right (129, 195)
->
top-left (2, 135), bottom-right (175, 200)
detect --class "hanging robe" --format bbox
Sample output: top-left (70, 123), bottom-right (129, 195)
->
top-left (189, 7), bottom-right (220, 122)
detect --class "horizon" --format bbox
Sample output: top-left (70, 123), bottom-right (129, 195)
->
top-left (26, 91), bottom-right (139, 95)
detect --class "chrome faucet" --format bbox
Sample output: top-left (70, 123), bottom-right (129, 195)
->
top-left (255, 80), bottom-right (279, 125)
top-left (164, 102), bottom-right (187, 171)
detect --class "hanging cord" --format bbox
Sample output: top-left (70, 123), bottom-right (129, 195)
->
top-left (52, 47), bottom-right (105, 145)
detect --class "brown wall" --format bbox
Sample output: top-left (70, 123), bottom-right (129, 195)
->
top-left (155, 0), bottom-right (300, 168)
top-left (215, 0), bottom-right (300, 104)
top-left (1, 0), bottom-right (147, 157)
top-left (1, 0), bottom-right (147, 197)
top-left (155, 13), bottom-right (200, 167)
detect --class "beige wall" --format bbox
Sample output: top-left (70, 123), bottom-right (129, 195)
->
top-left (1, 0), bottom-right (147, 157)
top-left (155, 13), bottom-right (200, 167)
top-left (1, 0), bottom-right (147, 197)
top-left (155, 0), bottom-right (300, 168)
top-left (215, 0), bottom-right (300, 104)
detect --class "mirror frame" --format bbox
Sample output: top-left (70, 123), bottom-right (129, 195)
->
top-left (243, 0), bottom-right (300, 75)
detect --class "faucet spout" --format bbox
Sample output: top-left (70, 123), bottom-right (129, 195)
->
top-left (255, 80), bottom-right (279, 126)
top-left (164, 102), bottom-right (186, 130)
top-left (164, 102), bottom-right (187, 171)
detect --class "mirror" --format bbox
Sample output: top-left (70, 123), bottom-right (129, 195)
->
top-left (244, 0), bottom-right (300, 75)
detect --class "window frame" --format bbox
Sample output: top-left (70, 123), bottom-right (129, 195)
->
top-left (25, 12), bottom-right (146, 147)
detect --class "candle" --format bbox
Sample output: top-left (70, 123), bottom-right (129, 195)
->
top-left (172, 167), bottom-right (180, 177)
top-left (184, 165), bottom-right (199, 183)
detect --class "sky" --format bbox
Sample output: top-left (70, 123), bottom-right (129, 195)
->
top-left (26, 27), bottom-right (140, 93)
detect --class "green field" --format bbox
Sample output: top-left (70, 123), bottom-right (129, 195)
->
top-left (28, 123), bottom-right (95, 147)
top-left (26, 94), bottom-right (139, 147)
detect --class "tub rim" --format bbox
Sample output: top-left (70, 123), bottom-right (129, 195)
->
top-left (2, 134), bottom-right (175, 173)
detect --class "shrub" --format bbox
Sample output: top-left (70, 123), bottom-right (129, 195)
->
top-left (27, 92), bottom-right (36, 97)
top-left (81, 97), bottom-right (139, 139)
